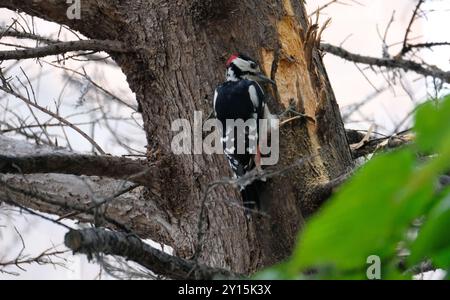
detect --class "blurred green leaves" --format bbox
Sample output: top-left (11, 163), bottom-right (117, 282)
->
top-left (262, 94), bottom-right (450, 279)
top-left (415, 95), bottom-right (450, 154)
top-left (410, 190), bottom-right (450, 270)
top-left (291, 150), bottom-right (416, 274)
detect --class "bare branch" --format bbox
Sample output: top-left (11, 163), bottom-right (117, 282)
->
top-left (0, 135), bottom-right (173, 244)
top-left (320, 43), bottom-right (450, 83)
top-left (0, 245), bottom-right (69, 276)
top-left (45, 62), bottom-right (138, 111)
top-left (309, 0), bottom-right (340, 17)
top-left (308, 0), bottom-right (362, 17)
top-left (351, 130), bottom-right (415, 159)
top-left (0, 39), bottom-right (132, 61)
top-left (0, 173), bottom-right (172, 244)
top-left (64, 228), bottom-right (239, 280)
top-left (0, 153), bottom-right (159, 188)
top-left (0, 26), bottom-right (57, 44)
top-left (0, 1), bottom-right (119, 42)
top-left (401, 42), bottom-right (450, 56)
top-left (0, 75), bottom-right (106, 154)
top-left (400, 0), bottom-right (425, 56)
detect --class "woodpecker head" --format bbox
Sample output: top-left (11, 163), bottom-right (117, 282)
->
top-left (225, 53), bottom-right (276, 85)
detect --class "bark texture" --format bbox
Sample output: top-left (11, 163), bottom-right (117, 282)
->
top-left (0, 0), bottom-right (353, 275)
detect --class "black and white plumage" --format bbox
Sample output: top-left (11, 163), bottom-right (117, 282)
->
top-left (213, 53), bottom-right (275, 214)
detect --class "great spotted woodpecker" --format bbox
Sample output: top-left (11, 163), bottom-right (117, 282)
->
top-left (213, 53), bottom-right (276, 215)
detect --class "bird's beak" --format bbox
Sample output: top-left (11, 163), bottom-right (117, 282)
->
top-left (256, 73), bottom-right (276, 85)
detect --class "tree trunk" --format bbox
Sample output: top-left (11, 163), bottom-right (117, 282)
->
top-left (0, 0), bottom-right (353, 275)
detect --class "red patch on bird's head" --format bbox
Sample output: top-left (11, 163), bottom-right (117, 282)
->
top-left (226, 53), bottom-right (239, 67)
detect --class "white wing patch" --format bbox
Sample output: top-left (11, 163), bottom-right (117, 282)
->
top-left (248, 85), bottom-right (259, 110)
top-left (254, 82), bottom-right (265, 96)
top-left (213, 89), bottom-right (218, 112)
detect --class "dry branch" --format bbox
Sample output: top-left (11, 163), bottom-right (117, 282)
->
top-left (401, 42), bottom-right (450, 55)
top-left (0, 135), bottom-right (173, 246)
top-left (0, 153), bottom-right (158, 188)
top-left (400, 0), bottom-right (425, 56)
top-left (0, 26), bottom-right (57, 44)
top-left (0, 40), bottom-right (132, 60)
top-left (65, 228), bottom-right (239, 280)
top-left (0, 78), bottom-right (106, 154)
top-left (0, 173), bottom-right (173, 243)
top-left (320, 43), bottom-right (450, 83)
top-left (0, 247), bottom-right (68, 276)
top-left (351, 131), bottom-right (415, 159)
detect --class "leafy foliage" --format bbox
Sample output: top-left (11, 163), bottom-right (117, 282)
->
top-left (258, 95), bottom-right (450, 279)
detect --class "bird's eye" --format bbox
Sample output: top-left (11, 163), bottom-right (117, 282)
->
top-left (250, 62), bottom-right (257, 69)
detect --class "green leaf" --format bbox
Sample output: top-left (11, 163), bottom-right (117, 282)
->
top-left (290, 150), bottom-right (416, 273)
top-left (415, 95), bottom-right (450, 154)
top-left (409, 189), bottom-right (450, 269)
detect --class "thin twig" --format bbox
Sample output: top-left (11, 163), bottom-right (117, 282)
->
top-left (0, 74), bottom-right (106, 154)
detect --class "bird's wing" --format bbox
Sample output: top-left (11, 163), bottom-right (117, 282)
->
top-left (249, 82), bottom-right (266, 119)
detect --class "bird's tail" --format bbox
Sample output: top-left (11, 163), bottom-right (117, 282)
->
top-left (241, 179), bottom-right (263, 216)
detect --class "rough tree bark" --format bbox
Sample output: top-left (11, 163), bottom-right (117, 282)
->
top-left (0, 0), bottom-right (353, 276)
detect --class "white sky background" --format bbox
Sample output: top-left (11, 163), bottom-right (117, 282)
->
top-left (0, 0), bottom-right (449, 279)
